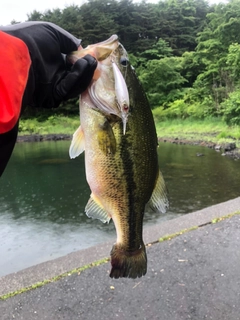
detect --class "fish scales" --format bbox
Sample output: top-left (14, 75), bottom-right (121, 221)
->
top-left (69, 36), bottom-right (168, 278)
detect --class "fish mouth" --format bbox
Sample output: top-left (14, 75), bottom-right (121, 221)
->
top-left (93, 35), bottom-right (119, 61)
top-left (67, 35), bottom-right (119, 63)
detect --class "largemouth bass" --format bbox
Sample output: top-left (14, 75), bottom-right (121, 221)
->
top-left (69, 36), bottom-right (168, 279)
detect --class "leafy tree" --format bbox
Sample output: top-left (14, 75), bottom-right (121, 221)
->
top-left (139, 38), bottom-right (173, 60)
top-left (23, 0), bottom-right (240, 123)
top-left (27, 10), bottom-right (44, 21)
top-left (154, 0), bottom-right (209, 55)
top-left (26, 0), bottom-right (209, 55)
top-left (180, 51), bottom-right (205, 87)
top-left (124, 1), bottom-right (160, 53)
top-left (132, 38), bottom-right (173, 71)
top-left (226, 43), bottom-right (240, 85)
top-left (139, 57), bottom-right (187, 108)
top-left (79, 0), bottom-right (119, 44)
top-left (221, 91), bottom-right (240, 125)
top-left (192, 0), bottom-right (240, 111)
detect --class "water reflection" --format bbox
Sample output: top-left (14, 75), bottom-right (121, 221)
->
top-left (0, 141), bottom-right (239, 276)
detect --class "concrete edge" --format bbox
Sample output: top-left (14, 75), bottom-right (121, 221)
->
top-left (1, 197), bottom-right (240, 297)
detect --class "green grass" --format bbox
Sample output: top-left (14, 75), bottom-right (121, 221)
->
top-left (19, 114), bottom-right (240, 148)
top-left (0, 258), bottom-right (109, 301)
top-left (158, 226), bottom-right (199, 242)
top-left (211, 211), bottom-right (240, 223)
top-left (154, 118), bottom-right (240, 147)
top-left (158, 211), bottom-right (240, 243)
top-left (19, 114), bottom-right (80, 135)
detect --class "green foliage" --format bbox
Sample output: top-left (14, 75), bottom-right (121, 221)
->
top-left (152, 106), bottom-right (166, 121)
top-left (18, 122), bottom-right (37, 134)
top-left (138, 57), bottom-right (187, 107)
top-left (181, 51), bottom-right (205, 87)
top-left (192, 0), bottom-right (240, 111)
top-left (26, 0), bottom-right (209, 54)
top-left (19, 114), bottom-right (80, 135)
top-left (21, 0), bottom-right (240, 124)
top-left (138, 38), bottom-right (173, 60)
top-left (221, 90), bottom-right (240, 125)
top-left (154, 116), bottom-right (234, 140)
top-left (131, 38), bottom-right (173, 73)
top-left (154, 0), bottom-right (210, 55)
top-left (164, 99), bottom-right (187, 118)
top-left (152, 94), bottom-right (214, 121)
top-left (226, 43), bottom-right (240, 82)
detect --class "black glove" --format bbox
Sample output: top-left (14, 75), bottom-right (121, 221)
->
top-left (54, 54), bottom-right (97, 101)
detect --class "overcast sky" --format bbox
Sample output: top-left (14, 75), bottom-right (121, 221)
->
top-left (0, 0), bottom-right (227, 27)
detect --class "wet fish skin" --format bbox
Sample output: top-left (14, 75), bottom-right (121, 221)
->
top-left (69, 38), bottom-right (168, 279)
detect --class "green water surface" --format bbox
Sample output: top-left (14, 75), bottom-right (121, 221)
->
top-left (0, 141), bottom-right (239, 276)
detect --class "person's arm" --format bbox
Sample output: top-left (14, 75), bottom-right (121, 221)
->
top-left (0, 22), bottom-right (97, 177)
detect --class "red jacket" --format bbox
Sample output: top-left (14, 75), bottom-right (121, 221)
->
top-left (0, 30), bottom-right (31, 134)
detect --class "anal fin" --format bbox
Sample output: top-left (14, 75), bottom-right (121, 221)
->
top-left (147, 170), bottom-right (169, 213)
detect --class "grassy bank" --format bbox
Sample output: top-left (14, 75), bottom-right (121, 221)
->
top-left (19, 114), bottom-right (80, 136)
top-left (19, 114), bottom-right (240, 147)
top-left (155, 118), bottom-right (240, 147)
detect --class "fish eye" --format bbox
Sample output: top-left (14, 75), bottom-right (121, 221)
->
top-left (120, 57), bottom-right (129, 66)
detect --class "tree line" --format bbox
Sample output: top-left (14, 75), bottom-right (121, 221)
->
top-left (15, 0), bottom-right (240, 125)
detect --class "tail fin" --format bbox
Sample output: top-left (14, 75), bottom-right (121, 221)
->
top-left (109, 243), bottom-right (147, 279)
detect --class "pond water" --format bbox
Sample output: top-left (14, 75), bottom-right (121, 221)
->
top-left (0, 140), bottom-right (239, 276)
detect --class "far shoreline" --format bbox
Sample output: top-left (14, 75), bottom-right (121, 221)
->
top-left (17, 133), bottom-right (240, 160)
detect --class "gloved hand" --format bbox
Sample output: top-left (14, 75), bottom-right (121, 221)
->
top-left (54, 54), bottom-right (97, 101)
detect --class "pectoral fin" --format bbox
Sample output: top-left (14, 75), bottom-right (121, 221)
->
top-left (147, 170), bottom-right (169, 213)
top-left (69, 126), bottom-right (85, 159)
top-left (85, 194), bottom-right (111, 223)
top-left (97, 120), bottom-right (116, 156)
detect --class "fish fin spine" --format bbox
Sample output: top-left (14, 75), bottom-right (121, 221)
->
top-left (85, 194), bottom-right (111, 223)
top-left (69, 126), bottom-right (85, 159)
top-left (148, 170), bottom-right (169, 213)
top-left (110, 243), bottom-right (147, 279)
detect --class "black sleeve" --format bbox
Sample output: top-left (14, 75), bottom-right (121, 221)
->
top-left (0, 122), bottom-right (19, 177)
